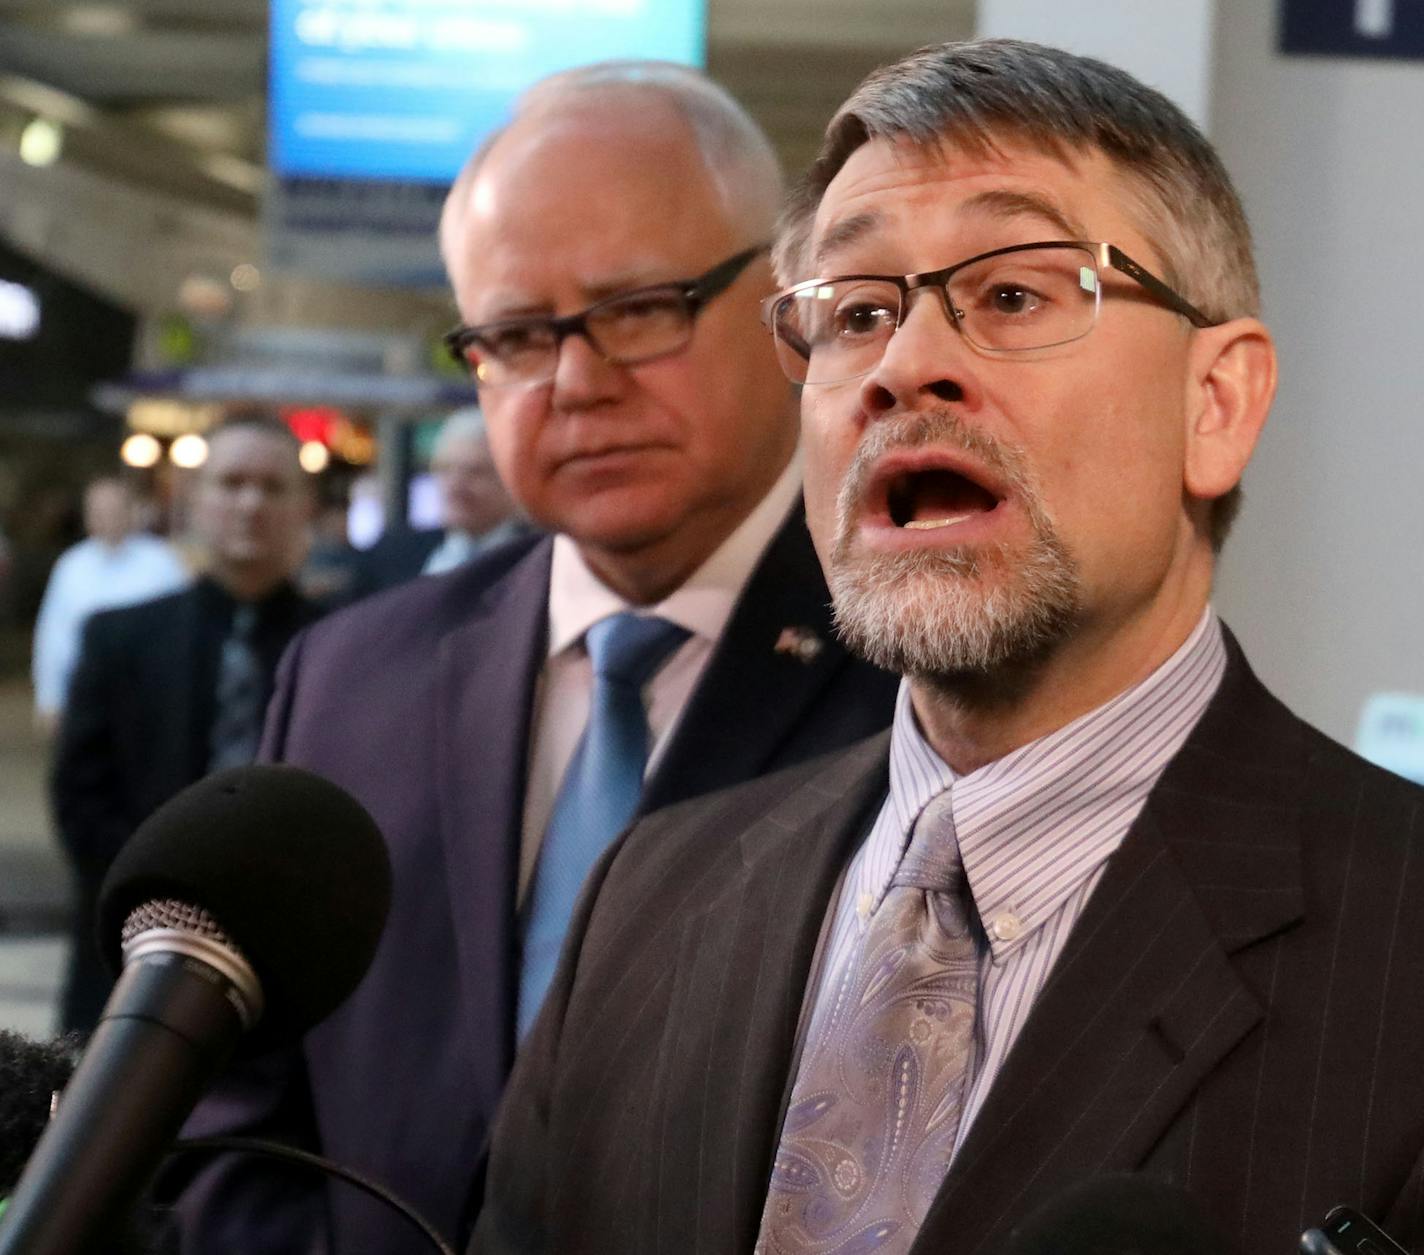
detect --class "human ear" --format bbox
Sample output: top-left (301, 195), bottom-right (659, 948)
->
top-left (1182, 317), bottom-right (1278, 502)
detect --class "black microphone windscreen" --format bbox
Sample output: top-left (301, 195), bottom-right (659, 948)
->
top-left (96, 765), bottom-right (391, 1052)
top-left (1004, 1174), bottom-right (1239, 1255)
top-left (0, 1032), bottom-right (75, 1194)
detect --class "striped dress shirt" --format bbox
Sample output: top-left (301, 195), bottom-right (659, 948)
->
top-left (798, 608), bottom-right (1227, 1161)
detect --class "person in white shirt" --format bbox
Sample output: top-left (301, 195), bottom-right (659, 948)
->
top-left (30, 476), bottom-right (188, 733)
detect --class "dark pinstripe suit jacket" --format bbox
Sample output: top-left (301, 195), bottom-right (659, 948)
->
top-left (473, 633), bottom-right (1424, 1254)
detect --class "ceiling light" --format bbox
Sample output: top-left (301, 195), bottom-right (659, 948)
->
top-left (120, 434), bottom-right (163, 470)
top-left (61, 5), bottom-right (137, 37)
top-left (19, 118), bottom-right (63, 168)
top-left (170, 434), bottom-right (209, 469)
top-left (299, 441), bottom-right (331, 474)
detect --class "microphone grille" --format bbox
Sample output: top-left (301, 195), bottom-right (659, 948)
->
top-left (122, 899), bottom-right (241, 954)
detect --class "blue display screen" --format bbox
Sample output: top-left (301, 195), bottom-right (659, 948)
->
top-left (270, 0), bottom-right (707, 182)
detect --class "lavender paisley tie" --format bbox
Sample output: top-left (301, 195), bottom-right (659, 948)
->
top-left (756, 790), bottom-right (979, 1255)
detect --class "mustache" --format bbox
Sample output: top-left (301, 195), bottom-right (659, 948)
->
top-left (833, 411), bottom-right (1041, 538)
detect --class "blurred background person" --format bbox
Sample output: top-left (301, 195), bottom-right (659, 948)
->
top-left (30, 475), bottom-right (188, 736)
top-left (354, 407), bottom-right (527, 597)
top-left (296, 480), bottom-right (365, 610)
top-left (48, 416), bottom-right (320, 1034)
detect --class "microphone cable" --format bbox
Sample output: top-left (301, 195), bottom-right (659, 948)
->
top-left (168, 1136), bottom-right (456, 1255)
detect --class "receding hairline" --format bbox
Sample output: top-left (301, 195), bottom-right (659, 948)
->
top-left (782, 126), bottom-right (1162, 276)
top-left (440, 62), bottom-right (783, 271)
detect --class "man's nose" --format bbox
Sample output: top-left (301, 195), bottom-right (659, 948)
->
top-left (856, 287), bottom-right (973, 419)
top-left (550, 329), bottom-right (625, 409)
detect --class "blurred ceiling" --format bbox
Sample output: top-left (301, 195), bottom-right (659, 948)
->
top-left (0, 0), bottom-right (974, 326)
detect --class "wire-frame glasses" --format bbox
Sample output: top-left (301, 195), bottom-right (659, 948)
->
top-left (761, 241), bottom-right (1219, 385)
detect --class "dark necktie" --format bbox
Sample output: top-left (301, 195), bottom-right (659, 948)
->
top-left (756, 790), bottom-right (980, 1255)
top-left (517, 612), bottom-right (690, 1038)
top-left (208, 603), bottom-right (264, 773)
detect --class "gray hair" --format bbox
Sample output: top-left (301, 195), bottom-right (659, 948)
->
top-left (441, 60), bottom-right (783, 269)
top-left (775, 38), bottom-right (1257, 323)
top-left (775, 38), bottom-right (1256, 548)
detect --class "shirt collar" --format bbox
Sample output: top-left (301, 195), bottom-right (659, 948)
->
top-left (546, 446), bottom-right (802, 657)
top-left (875, 608), bottom-right (1227, 962)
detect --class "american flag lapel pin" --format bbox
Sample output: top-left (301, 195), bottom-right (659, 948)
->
top-left (774, 626), bottom-right (824, 664)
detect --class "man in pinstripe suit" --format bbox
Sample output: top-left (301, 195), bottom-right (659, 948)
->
top-left (473, 40), bottom-right (1424, 1255)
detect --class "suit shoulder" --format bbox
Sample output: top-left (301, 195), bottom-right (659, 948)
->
top-left (299, 532), bottom-right (547, 654)
top-left (1297, 716), bottom-right (1424, 829)
top-left (82, 585), bottom-right (196, 639)
top-left (637, 730), bottom-right (891, 846)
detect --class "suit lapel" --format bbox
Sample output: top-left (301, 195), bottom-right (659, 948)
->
top-left (642, 505), bottom-right (848, 812)
top-left (648, 735), bottom-right (891, 1253)
top-left (434, 542), bottom-right (551, 1109)
top-left (913, 637), bottom-right (1307, 1254)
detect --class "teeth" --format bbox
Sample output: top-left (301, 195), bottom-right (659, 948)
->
top-left (902, 515), bottom-right (973, 531)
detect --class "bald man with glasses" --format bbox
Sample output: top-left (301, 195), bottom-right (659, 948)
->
top-left (177, 61), bottom-right (895, 1255)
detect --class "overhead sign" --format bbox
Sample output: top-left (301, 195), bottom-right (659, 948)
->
top-left (265, 177), bottom-right (452, 286)
top-left (270, 0), bottom-right (706, 183)
top-left (1281, 0), bottom-right (1424, 60)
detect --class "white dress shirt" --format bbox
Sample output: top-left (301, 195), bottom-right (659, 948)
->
top-left (31, 534), bottom-right (190, 716)
top-left (518, 451), bottom-right (803, 899)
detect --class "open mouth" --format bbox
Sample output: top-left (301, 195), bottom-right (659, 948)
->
top-left (883, 466), bottom-right (1003, 531)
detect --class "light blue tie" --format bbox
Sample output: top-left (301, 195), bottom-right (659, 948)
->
top-left (517, 613), bottom-right (690, 1038)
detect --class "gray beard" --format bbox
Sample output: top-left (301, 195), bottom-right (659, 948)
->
top-left (826, 413), bottom-right (1084, 691)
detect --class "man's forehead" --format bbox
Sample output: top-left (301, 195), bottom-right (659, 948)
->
top-left (807, 135), bottom-right (1112, 269)
top-left (205, 432), bottom-right (299, 477)
top-left (470, 99), bottom-right (703, 220)
top-left (469, 250), bottom-right (702, 315)
top-left (455, 107), bottom-right (734, 313)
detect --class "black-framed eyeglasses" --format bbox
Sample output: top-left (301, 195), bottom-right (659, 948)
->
top-left (444, 244), bottom-right (768, 388)
top-left (760, 240), bottom-right (1220, 386)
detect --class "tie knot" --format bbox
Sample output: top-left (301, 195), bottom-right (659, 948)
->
top-left (893, 789), bottom-right (964, 893)
top-left (585, 613), bottom-right (690, 688)
top-left (231, 604), bottom-right (259, 638)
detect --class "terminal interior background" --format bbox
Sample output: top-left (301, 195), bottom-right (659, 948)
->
top-left (0, 0), bottom-right (1421, 1036)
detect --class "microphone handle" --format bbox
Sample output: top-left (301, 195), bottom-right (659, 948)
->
top-left (0, 954), bottom-right (245, 1254)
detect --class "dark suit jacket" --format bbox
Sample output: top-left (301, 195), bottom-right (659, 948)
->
top-left (350, 526), bottom-right (442, 599)
top-left (180, 513), bottom-right (899, 1254)
top-left (473, 632), bottom-right (1424, 1255)
top-left (50, 580), bottom-right (320, 1031)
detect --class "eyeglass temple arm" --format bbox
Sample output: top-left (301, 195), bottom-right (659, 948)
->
top-left (1105, 245), bottom-right (1217, 328)
top-left (687, 244), bottom-right (769, 311)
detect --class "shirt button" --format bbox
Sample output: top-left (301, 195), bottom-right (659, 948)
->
top-left (990, 912), bottom-right (1024, 943)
